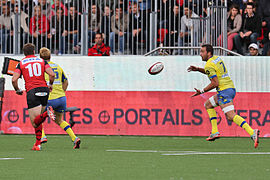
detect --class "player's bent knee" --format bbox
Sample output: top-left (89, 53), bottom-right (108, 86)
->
top-left (209, 96), bottom-right (218, 108)
top-left (223, 105), bottom-right (235, 121)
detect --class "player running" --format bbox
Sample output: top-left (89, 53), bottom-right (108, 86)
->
top-left (12, 43), bottom-right (56, 151)
top-left (187, 44), bottom-right (260, 148)
top-left (39, 47), bottom-right (81, 149)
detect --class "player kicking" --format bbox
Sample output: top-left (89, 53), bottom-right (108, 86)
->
top-left (187, 44), bottom-right (260, 148)
top-left (39, 47), bottom-right (81, 149)
top-left (12, 43), bottom-right (56, 151)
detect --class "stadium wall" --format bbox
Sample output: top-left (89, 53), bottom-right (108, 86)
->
top-left (1, 55), bottom-right (270, 137)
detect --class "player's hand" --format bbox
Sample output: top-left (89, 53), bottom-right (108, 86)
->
top-left (16, 89), bottom-right (23, 95)
top-left (187, 65), bottom-right (198, 72)
top-left (191, 88), bottom-right (202, 97)
top-left (48, 84), bottom-right (53, 92)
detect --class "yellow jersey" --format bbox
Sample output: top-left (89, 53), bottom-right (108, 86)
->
top-left (45, 61), bottom-right (67, 100)
top-left (204, 56), bottom-right (235, 91)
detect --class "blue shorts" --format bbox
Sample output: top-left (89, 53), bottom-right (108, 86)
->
top-left (47, 96), bottom-right (66, 113)
top-left (217, 88), bottom-right (236, 105)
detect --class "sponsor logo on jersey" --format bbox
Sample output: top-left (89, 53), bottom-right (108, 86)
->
top-left (21, 58), bottom-right (43, 65)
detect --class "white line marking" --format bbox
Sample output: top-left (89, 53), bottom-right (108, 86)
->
top-left (106, 150), bottom-right (196, 153)
top-left (106, 150), bottom-right (270, 156)
top-left (162, 152), bottom-right (270, 156)
top-left (0, 158), bottom-right (24, 160)
top-left (107, 150), bottom-right (159, 153)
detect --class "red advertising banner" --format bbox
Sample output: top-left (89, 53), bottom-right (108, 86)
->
top-left (1, 91), bottom-right (270, 137)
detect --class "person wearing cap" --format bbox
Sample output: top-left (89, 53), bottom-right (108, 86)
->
top-left (248, 43), bottom-right (261, 56)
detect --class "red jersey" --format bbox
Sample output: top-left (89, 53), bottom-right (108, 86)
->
top-left (88, 43), bottom-right (110, 56)
top-left (15, 55), bottom-right (51, 92)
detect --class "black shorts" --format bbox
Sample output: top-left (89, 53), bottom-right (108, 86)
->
top-left (27, 87), bottom-right (49, 109)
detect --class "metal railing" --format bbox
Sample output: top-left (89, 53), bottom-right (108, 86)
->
top-left (144, 46), bottom-right (242, 56)
top-left (0, 0), bottom-right (228, 55)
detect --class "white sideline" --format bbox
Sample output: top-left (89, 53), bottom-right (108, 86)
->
top-left (107, 150), bottom-right (196, 153)
top-left (163, 152), bottom-right (270, 156)
top-left (106, 150), bottom-right (270, 156)
top-left (0, 158), bottom-right (24, 160)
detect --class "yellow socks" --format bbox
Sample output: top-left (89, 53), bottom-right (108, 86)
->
top-left (207, 108), bottom-right (219, 134)
top-left (233, 115), bottom-right (254, 136)
top-left (60, 121), bottom-right (76, 141)
top-left (41, 127), bottom-right (46, 138)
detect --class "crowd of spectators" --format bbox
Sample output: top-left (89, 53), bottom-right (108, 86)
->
top-left (0, 0), bottom-right (269, 56)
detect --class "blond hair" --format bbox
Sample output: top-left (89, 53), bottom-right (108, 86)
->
top-left (40, 47), bottom-right (51, 61)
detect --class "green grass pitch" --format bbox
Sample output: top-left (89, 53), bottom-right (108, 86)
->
top-left (0, 135), bottom-right (270, 180)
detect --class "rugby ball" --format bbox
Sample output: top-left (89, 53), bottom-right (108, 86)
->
top-left (148, 62), bottom-right (164, 75)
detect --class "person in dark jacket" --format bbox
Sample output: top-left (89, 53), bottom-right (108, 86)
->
top-left (233, 2), bottom-right (261, 55)
top-left (257, 0), bottom-right (270, 32)
top-left (88, 33), bottom-right (110, 56)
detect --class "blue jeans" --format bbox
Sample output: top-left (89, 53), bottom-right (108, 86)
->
top-left (0, 29), bottom-right (10, 53)
top-left (234, 33), bottom-right (258, 55)
top-left (109, 32), bottom-right (127, 53)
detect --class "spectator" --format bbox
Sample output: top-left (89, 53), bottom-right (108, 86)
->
top-left (0, 3), bottom-right (13, 53)
top-left (129, 2), bottom-right (147, 55)
top-left (167, 4), bottom-right (181, 47)
top-left (11, 3), bottom-right (29, 51)
top-left (97, 0), bottom-right (128, 13)
top-left (257, 0), bottom-right (270, 37)
top-left (38, 0), bottom-right (52, 19)
top-left (65, 5), bottom-right (81, 53)
top-left (218, 4), bottom-right (242, 51)
top-left (101, 5), bottom-right (111, 45)
top-left (21, 0), bottom-right (34, 18)
top-left (178, 4), bottom-right (199, 55)
top-left (233, 2), bottom-right (261, 55)
top-left (110, 5), bottom-right (129, 54)
top-left (66, 0), bottom-right (83, 15)
top-left (51, 0), bottom-right (68, 17)
top-left (48, 7), bottom-right (67, 54)
top-left (129, 0), bottom-right (151, 12)
top-left (29, 5), bottom-right (50, 51)
top-left (248, 43), bottom-right (261, 56)
top-left (0, 0), bottom-right (7, 14)
top-left (88, 4), bottom-right (101, 47)
top-left (88, 32), bottom-right (110, 56)
top-left (157, 0), bottom-right (170, 28)
top-left (262, 31), bottom-right (270, 56)
top-left (243, 0), bottom-right (258, 13)
top-left (230, 0), bottom-right (244, 14)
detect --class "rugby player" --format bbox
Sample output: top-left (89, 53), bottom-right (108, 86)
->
top-left (12, 43), bottom-right (55, 151)
top-left (39, 47), bottom-right (81, 149)
top-left (187, 44), bottom-right (260, 148)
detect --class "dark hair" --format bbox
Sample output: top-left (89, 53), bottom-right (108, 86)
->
top-left (23, 43), bottom-right (35, 56)
top-left (184, 3), bottom-right (193, 11)
top-left (202, 44), bottom-right (213, 55)
top-left (230, 3), bottom-right (239, 12)
top-left (95, 32), bottom-right (103, 38)
top-left (246, 2), bottom-right (254, 8)
top-left (115, 4), bottom-right (123, 10)
top-left (130, 1), bottom-right (138, 6)
top-left (56, 7), bottom-right (64, 12)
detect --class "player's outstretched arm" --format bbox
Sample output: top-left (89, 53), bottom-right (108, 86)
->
top-left (187, 65), bottom-right (206, 74)
top-left (12, 72), bottom-right (23, 95)
top-left (191, 77), bottom-right (219, 97)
